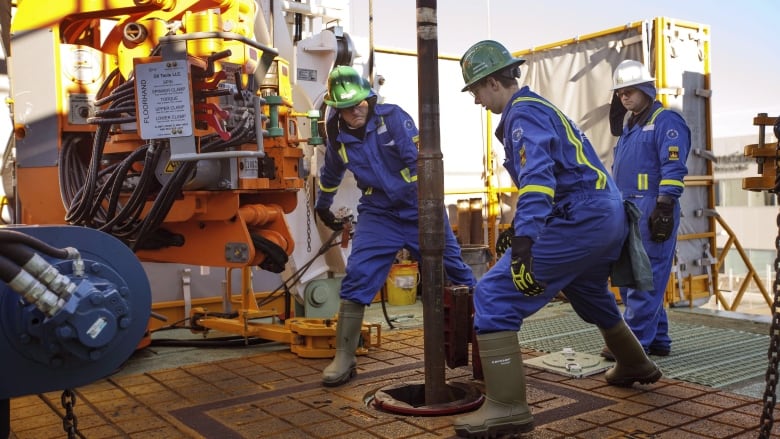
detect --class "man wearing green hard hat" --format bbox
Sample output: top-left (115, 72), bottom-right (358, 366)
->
top-left (453, 40), bottom-right (662, 438)
top-left (314, 65), bottom-right (476, 387)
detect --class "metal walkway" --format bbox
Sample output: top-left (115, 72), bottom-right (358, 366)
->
top-left (519, 306), bottom-right (770, 388)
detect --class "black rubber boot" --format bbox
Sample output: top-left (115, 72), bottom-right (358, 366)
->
top-left (600, 320), bottom-right (662, 387)
top-left (322, 300), bottom-right (365, 387)
top-left (453, 331), bottom-right (534, 438)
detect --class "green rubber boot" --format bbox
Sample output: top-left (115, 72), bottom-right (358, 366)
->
top-left (322, 300), bottom-right (365, 387)
top-left (601, 320), bottom-right (663, 387)
top-left (453, 331), bottom-right (534, 438)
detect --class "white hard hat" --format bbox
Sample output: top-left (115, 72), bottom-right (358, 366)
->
top-left (612, 59), bottom-right (654, 90)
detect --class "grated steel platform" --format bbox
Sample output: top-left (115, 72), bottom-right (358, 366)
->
top-left (519, 306), bottom-right (770, 389)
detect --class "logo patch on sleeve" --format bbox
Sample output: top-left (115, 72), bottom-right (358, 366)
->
top-left (404, 119), bottom-right (415, 131)
top-left (668, 146), bottom-right (679, 160)
top-left (666, 128), bottom-right (679, 139)
top-left (512, 127), bottom-right (523, 142)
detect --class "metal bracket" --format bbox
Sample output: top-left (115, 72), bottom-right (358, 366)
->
top-left (693, 148), bottom-right (717, 162)
top-left (742, 114), bottom-right (779, 191)
top-left (524, 348), bottom-right (612, 378)
top-left (225, 242), bottom-right (250, 263)
top-left (658, 87), bottom-right (684, 97)
top-left (693, 208), bottom-right (718, 218)
top-left (698, 243), bottom-right (717, 299)
top-left (673, 248), bottom-right (687, 303)
top-left (181, 268), bottom-right (192, 321)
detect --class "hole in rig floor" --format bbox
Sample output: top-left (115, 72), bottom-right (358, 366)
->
top-left (365, 380), bottom-right (483, 416)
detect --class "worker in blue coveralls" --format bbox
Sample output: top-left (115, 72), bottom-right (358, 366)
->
top-left (452, 40), bottom-right (662, 438)
top-left (315, 65), bottom-right (477, 387)
top-left (602, 60), bottom-right (690, 361)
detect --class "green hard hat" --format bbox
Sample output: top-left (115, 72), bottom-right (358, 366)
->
top-left (460, 40), bottom-right (525, 92)
top-left (323, 65), bottom-right (372, 109)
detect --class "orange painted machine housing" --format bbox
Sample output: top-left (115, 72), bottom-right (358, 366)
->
top-left (10, 0), bottom-right (307, 271)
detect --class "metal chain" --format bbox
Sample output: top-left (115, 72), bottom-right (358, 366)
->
top-left (758, 119), bottom-right (780, 438)
top-left (60, 389), bottom-right (85, 439)
top-left (758, 222), bottom-right (780, 438)
top-left (305, 177), bottom-right (312, 253)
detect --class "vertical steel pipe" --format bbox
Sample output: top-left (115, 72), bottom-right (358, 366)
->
top-left (416, 0), bottom-right (448, 404)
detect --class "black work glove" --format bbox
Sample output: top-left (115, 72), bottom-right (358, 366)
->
top-left (649, 197), bottom-right (675, 242)
top-left (495, 226), bottom-right (514, 257)
top-left (510, 236), bottom-right (546, 296)
top-left (316, 208), bottom-right (343, 231)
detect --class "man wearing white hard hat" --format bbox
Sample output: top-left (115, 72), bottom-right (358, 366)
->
top-left (604, 59), bottom-right (691, 361)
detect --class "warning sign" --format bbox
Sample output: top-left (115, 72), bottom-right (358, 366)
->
top-left (134, 61), bottom-right (194, 139)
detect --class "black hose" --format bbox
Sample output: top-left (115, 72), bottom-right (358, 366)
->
top-left (0, 242), bottom-right (34, 268)
top-left (0, 230), bottom-right (72, 260)
top-left (84, 161), bottom-right (123, 224)
top-left (94, 87), bottom-right (134, 107)
top-left (67, 76), bottom-right (137, 226)
top-left (0, 253), bottom-right (21, 282)
top-left (64, 123), bottom-right (110, 224)
top-left (92, 105), bottom-right (136, 118)
top-left (86, 115), bottom-right (137, 125)
top-left (93, 68), bottom-right (121, 103)
top-left (379, 285), bottom-right (395, 329)
top-left (130, 159), bottom-right (195, 250)
top-left (94, 76), bottom-right (135, 108)
top-left (58, 134), bottom-right (92, 211)
top-left (150, 336), bottom-right (274, 348)
top-left (98, 146), bottom-right (148, 224)
top-left (101, 144), bottom-right (162, 236)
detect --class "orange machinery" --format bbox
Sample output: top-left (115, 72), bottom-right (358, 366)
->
top-left (6, 0), bottom-right (378, 357)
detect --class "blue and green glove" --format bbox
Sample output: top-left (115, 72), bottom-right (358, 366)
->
top-left (510, 236), bottom-right (546, 296)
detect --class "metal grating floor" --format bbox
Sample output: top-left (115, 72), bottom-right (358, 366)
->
top-left (518, 308), bottom-right (769, 388)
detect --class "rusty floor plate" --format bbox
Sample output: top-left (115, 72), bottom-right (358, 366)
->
top-left (9, 302), bottom-right (779, 438)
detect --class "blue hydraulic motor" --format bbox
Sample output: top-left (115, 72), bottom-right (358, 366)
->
top-left (0, 225), bottom-right (151, 398)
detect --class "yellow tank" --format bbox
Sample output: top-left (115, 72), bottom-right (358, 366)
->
top-left (386, 262), bottom-right (419, 306)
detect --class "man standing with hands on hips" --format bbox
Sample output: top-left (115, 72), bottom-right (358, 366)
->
top-left (604, 60), bottom-right (690, 361)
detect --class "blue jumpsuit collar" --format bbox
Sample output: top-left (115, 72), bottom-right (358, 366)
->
top-left (494, 86), bottom-right (531, 141)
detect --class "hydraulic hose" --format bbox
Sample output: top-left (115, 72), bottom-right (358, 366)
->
top-left (0, 253), bottom-right (65, 316)
top-left (64, 123), bottom-right (111, 224)
top-left (100, 144), bottom-right (161, 236)
top-left (0, 252), bottom-right (20, 281)
top-left (1, 242), bottom-right (78, 301)
top-left (0, 229), bottom-right (78, 260)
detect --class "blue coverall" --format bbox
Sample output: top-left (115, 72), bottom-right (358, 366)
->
top-left (474, 87), bottom-right (628, 334)
top-left (316, 100), bottom-right (476, 305)
top-left (612, 100), bottom-right (690, 352)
